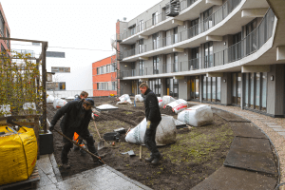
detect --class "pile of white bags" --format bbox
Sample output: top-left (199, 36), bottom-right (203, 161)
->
top-left (167, 99), bottom-right (188, 114)
top-left (177, 105), bottom-right (213, 127)
top-left (135, 94), bottom-right (144, 102)
top-left (125, 115), bottom-right (176, 146)
top-left (47, 95), bottom-right (55, 103)
top-left (159, 96), bottom-right (175, 108)
top-left (116, 94), bottom-right (132, 105)
top-left (53, 99), bottom-right (68, 109)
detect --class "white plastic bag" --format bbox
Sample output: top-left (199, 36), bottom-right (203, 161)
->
top-left (53, 99), bottom-right (68, 109)
top-left (23, 102), bottom-right (36, 110)
top-left (160, 96), bottom-right (175, 108)
top-left (97, 104), bottom-right (118, 110)
top-left (47, 95), bottom-right (55, 103)
top-left (125, 115), bottom-right (176, 146)
top-left (66, 96), bottom-right (75, 100)
top-left (177, 105), bottom-right (213, 127)
top-left (135, 94), bottom-right (144, 102)
top-left (117, 94), bottom-right (132, 105)
top-left (167, 99), bottom-right (188, 114)
top-left (157, 97), bottom-right (163, 107)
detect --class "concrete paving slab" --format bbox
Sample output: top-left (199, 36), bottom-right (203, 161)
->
top-left (191, 166), bottom-right (277, 190)
top-left (37, 183), bottom-right (58, 190)
top-left (36, 167), bottom-right (55, 188)
top-left (267, 124), bottom-right (281, 128)
top-left (272, 127), bottom-right (285, 132)
top-left (229, 122), bottom-right (266, 139)
top-left (278, 132), bottom-right (285, 136)
top-left (212, 108), bottom-right (250, 122)
top-left (49, 154), bottom-right (63, 182)
top-left (224, 137), bottom-right (277, 175)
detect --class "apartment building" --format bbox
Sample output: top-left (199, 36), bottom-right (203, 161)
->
top-left (115, 0), bottom-right (285, 117)
top-left (0, 3), bottom-right (11, 52)
top-left (92, 55), bottom-right (117, 96)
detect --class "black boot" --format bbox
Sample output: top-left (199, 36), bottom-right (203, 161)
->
top-left (145, 154), bottom-right (154, 162)
top-left (151, 153), bottom-right (161, 165)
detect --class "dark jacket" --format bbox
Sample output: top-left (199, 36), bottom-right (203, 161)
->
top-left (144, 88), bottom-right (161, 123)
top-left (51, 100), bottom-right (92, 132)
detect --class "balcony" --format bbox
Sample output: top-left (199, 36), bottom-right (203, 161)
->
top-left (165, 0), bottom-right (180, 17)
top-left (121, 0), bottom-right (243, 61)
top-left (120, 9), bottom-right (275, 79)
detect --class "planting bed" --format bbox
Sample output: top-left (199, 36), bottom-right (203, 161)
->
top-left (47, 97), bottom-right (234, 189)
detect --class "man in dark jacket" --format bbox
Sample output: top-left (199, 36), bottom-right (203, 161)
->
top-left (49, 98), bottom-right (100, 169)
top-left (139, 83), bottom-right (162, 165)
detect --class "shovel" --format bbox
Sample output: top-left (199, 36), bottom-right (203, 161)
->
top-left (92, 119), bottom-right (105, 150)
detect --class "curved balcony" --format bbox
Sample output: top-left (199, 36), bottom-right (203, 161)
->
top-left (121, 0), bottom-right (247, 61)
top-left (120, 9), bottom-right (276, 80)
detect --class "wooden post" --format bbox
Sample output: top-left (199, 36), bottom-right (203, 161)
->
top-left (33, 116), bottom-right (40, 159)
top-left (41, 42), bottom-right (48, 133)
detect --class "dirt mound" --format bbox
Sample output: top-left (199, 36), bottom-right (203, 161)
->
top-left (160, 106), bottom-right (176, 116)
top-left (94, 113), bottom-right (115, 122)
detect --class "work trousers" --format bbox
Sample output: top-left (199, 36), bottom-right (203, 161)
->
top-left (144, 120), bottom-right (161, 157)
top-left (60, 125), bottom-right (97, 164)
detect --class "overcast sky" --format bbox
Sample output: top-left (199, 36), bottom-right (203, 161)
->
top-left (1, 0), bottom-right (162, 61)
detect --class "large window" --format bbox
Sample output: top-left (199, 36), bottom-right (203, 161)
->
top-left (232, 73), bottom-right (242, 105)
top-left (173, 27), bottom-right (178, 44)
top-left (173, 53), bottom-right (178, 72)
top-left (139, 60), bottom-right (144, 76)
top-left (46, 51), bottom-right (65, 58)
top-left (202, 76), bottom-right (221, 102)
top-left (152, 12), bottom-right (159, 25)
top-left (153, 56), bottom-right (160, 74)
top-left (153, 33), bottom-right (159, 49)
top-left (130, 25), bottom-right (136, 35)
top-left (167, 78), bottom-right (179, 98)
top-left (138, 20), bottom-right (143, 32)
top-left (244, 72), bottom-right (267, 112)
top-left (96, 64), bottom-right (116, 75)
top-left (51, 67), bottom-right (70, 73)
top-left (190, 18), bottom-right (199, 38)
top-left (139, 39), bottom-right (144, 53)
top-left (190, 47), bottom-right (199, 70)
top-left (204, 42), bottom-right (213, 68)
top-left (97, 82), bottom-right (116, 91)
top-left (245, 19), bottom-right (258, 55)
top-left (149, 79), bottom-right (161, 96)
top-left (230, 32), bottom-right (242, 62)
top-left (47, 82), bottom-right (66, 91)
top-left (203, 7), bottom-right (213, 31)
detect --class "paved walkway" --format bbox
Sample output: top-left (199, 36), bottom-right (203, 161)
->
top-left (189, 102), bottom-right (285, 189)
top-left (36, 154), bottom-right (151, 190)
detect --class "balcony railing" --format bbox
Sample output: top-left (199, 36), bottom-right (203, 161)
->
top-left (121, 0), bottom-right (243, 59)
top-left (119, 9), bottom-right (275, 78)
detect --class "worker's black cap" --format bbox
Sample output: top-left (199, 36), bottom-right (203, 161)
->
top-left (84, 98), bottom-right (95, 107)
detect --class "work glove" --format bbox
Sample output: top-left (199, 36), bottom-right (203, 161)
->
top-left (147, 121), bottom-right (151, 129)
top-left (49, 124), bottom-right (55, 131)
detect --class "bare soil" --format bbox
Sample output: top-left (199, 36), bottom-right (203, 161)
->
top-left (47, 97), bottom-right (234, 190)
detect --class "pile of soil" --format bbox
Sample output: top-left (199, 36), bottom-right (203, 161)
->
top-left (160, 106), bottom-right (176, 116)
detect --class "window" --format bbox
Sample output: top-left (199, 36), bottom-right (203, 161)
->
top-left (47, 82), bottom-right (66, 91)
top-left (204, 41), bottom-right (213, 68)
top-left (202, 76), bottom-right (222, 102)
top-left (166, 78), bottom-right (179, 98)
top-left (153, 33), bottom-right (160, 49)
top-left (190, 18), bottom-right (199, 37)
top-left (97, 82), bottom-right (116, 91)
top-left (245, 19), bottom-right (258, 55)
top-left (244, 72), bottom-right (267, 112)
top-left (6, 29), bottom-right (10, 49)
top-left (232, 73), bottom-right (242, 105)
top-left (51, 67), bottom-right (70, 73)
top-left (46, 51), bottom-right (65, 58)
top-left (173, 53), bottom-right (178, 72)
top-left (153, 56), bottom-right (160, 74)
top-left (96, 64), bottom-right (116, 75)
top-left (139, 39), bottom-right (144, 53)
top-left (138, 20), bottom-right (143, 32)
top-left (130, 25), bottom-right (136, 35)
top-left (152, 12), bottom-right (159, 25)
top-left (230, 32), bottom-right (242, 62)
top-left (173, 28), bottom-right (178, 44)
top-left (190, 47), bottom-right (199, 70)
top-left (149, 79), bottom-right (161, 96)
top-left (0, 12), bottom-right (4, 36)
top-left (203, 7), bottom-right (213, 31)
top-left (190, 76), bottom-right (199, 100)
top-left (139, 60), bottom-right (144, 75)
top-left (131, 44), bottom-right (136, 56)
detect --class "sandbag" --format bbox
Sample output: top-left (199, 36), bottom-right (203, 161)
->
top-left (53, 99), bottom-right (67, 109)
top-left (135, 94), bottom-right (144, 102)
top-left (23, 102), bottom-right (36, 110)
top-left (116, 94), bottom-right (132, 105)
top-left (47, 95), bottom-right (55, 103)
top-left (0, 126), bottom-right (38, 185)
top-left (177, 105), bottom-right (213, 127)
top-left (157, 97), bottom-right (163, 107)
top-left (125, 115), bottom-right (176, 146)
top-left (160, 96), bottom-right (175, 108)
top-left (167, 99), bottom-right (188, 114)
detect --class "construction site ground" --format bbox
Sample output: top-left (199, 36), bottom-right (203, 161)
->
top-left (47, 97), bottom-right (237, 190)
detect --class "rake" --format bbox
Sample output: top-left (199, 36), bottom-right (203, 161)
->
top-left (92, 119), bottom-right (105, 150)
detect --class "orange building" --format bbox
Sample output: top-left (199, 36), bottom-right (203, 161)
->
top-left (0, 3), bottom-right (11, 52)
top-left (92, 55), bottom-right (117, 97)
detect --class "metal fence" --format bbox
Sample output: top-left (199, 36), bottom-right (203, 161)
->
top-left (120, 9), bottom-right (275, 78)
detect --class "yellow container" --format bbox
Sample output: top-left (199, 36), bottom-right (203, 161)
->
top-left (0, 126), bottom-right (38, 185)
